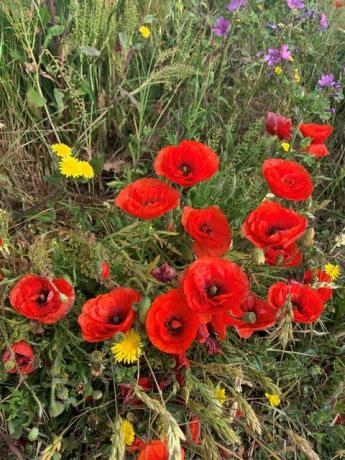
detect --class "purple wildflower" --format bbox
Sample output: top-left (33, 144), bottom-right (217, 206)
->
top-left (264, 48), bottom-right (282, 66)
top-left (304, 9), bottom-right (317, 18)
top-left (267, 23), bottom-right (278, 30)
top-left (280, 44), bottom-right (292, 61)
top-left (287, 0), bottom-right (305, 8)
top-left (326, 108), bottom-right (336, 113)
top-left (320, 13), bottom-right (328, 31)
top-left (318, 74), bottom-right (340, 88)
top-left (212, 16), bottom-right (230, 37)
top-left (227, 0), bottom-right (248, 13)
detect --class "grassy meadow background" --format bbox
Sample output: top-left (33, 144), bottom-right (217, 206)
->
top-left (0, 0), bottom-right (344, 459)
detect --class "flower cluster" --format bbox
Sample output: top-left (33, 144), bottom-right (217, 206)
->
top-left (51, 143), bottom-right (94, 179)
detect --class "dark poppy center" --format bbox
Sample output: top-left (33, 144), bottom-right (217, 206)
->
top-left (291, 301), bottom-right (302, 312)
top-left (207, 283), bottom-right (222, 297)
top-left (282, 175), bottom-right (295, 185)
top-left (200, 223), bottom-right (212, 235)
top-left (142, 198), bottom-right (157, 206)
top-left (267, 225), bottom-right (284, 236)
top-left (37, 290), bottom-right (49, 305)
top-left (16, 355), bottom-right (30, 368)
top-left (166, 316), bottom-right (183, 334)
top-left (179, 163), bottom-right (192, 176)
top-left (109, 314), bottom-right (123, 325)
top-left (242, 312), bottom-right (257, 324)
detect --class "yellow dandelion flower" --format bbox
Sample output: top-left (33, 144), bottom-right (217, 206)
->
top-left (265, 393), bottom-right (281, 407)
top-left (214, 385), bottom-right (227, 406)
top-left (78, 161), bottom-right (94, 179)
top-left (293, 68), bottom-right (300, 83)
top-left (324, 263), bottom-right (341, 281)
top-left (139, 26), bottom-right (151, 38)
top-left (274, 66), bottom-right (283, 75)
top-left (121, 420), bottom-right (135, 447)
top-left (281, 142), bottom-right (290, 152)
top-left (51, 143), bottom-right (72, 158)
top-left (111, 329), bottom-right (143, 364)
top-left (59, 156), bottom-right (82, 178)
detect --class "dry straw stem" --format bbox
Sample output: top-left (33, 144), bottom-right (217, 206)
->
top-left (109, 416), bottom-right (126, 460)
top-left (133, 384), bottom-right (185, 460)
top-left (287, 430), bottom-right (320, 460)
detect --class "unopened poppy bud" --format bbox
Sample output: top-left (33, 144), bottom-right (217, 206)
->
top-left (302, 227), bottom-right (315, 247)
top-left (243, 312), bottom-right (257, 324)
top-left (100, 261), bottom-right (110, 280)
top-left (252, 247), bottom-right (266, 265)
top-left (152, 263), bottom-right (176, 283)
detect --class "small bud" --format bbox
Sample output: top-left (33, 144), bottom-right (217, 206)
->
top-left (92, 390), bottom-right (103, 400)
top-left (302, 227), bottom-right (315, 247)
top-left (100, 261), bottom-right (110, 280)
top-left (252, 247), bottom-right (266, 265)
top-left (152, 263), bottom-right (177, 283)
top-left (28, 427), bottom-right (39, 442)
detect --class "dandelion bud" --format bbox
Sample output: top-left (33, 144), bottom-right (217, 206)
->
top-left (151, 263), bottom-right (176, 283)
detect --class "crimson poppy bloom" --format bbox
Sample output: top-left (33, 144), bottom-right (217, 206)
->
top-left (10, 274), bottom-right (75, 324)
top-left (299, 123), bottom-right (334, 143)
top-left (78, 288), bottom-right (140, 342)
top-left (222, 293), bottom-right (277, 338)
top-left (262, 159), bottom-right (313, 201)
top-left (305, 143), bottom-right (330, 158)
top-left (188, 416), bottom-right (202, 445)
top-left (264, 243), bottom-right (302, 267)
top-left (115, 178), bottom-right (179, 219)
top-left (266, 112), bottom-right (292, 140)
top-left (138, 440), bottom-right (185, 460)
top-left (182, 206), bottom-right (232, 258)
top-left (146, 289), bottom-right (199, 354)
top-left (303, 270), bottom-right (333, 302)
top-left (2, 340), bottom-right (35, 374)
top-left (268, 282), bottom-right (324, 323)
top-left (182, 257), bottom-right (249, 321)
top-left (154, 140), bottom-right (219, 187)
top-left (242, 201), bottom-right (307, 249)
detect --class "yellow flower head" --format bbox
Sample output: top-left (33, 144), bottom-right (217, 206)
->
top-left (51, 143), bottom-right (72, 158)
top-left (293, 68), bottom-right (300, 83)
top-left (281, 142), bottom-right (290, 152)
top-left (78, 161), bottom-right (94, 179)
top-left (139, 26), bottom-right (151, 38)
top-left (324, 263), bottom-right (341, 281)
top-left (274, 66), bottom-right (283, 75)
top-left (214, 385), bottom-right (227, 406)
top-left (59, 156), bottom-right (82, 178)
top-left (121, 420), bottom-right (135, 447)
top-left (265, 393), bottom-right (281, 407)
top-left (111, 329), bottom-right (143, 364)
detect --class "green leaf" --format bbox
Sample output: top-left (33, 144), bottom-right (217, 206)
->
top-left (28, 427), bottom-right (39, 442)
top-left (49, 400), bottom-right (65, 418)
top-left (90, 157), bottom-right (104, 175)
top-left (43, 25), bottom-right (65, 49)
top-left (54, 88), bottom-right (65, 118)
top-left (136, 297), bottom-right (151, 324)
top-left (80, 46), bottom-right (100, 57)
top-left (27, 87), bottom-right (47, 108)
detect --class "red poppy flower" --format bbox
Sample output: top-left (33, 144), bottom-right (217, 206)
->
top-left (2, 340), bottom-right (35, 374)
top-left (266, 112), bottom-right (292, 140)
top-left (221, 293), bottom-right (277, 339)
top-left (268, 282), bottom-right (324, 323)
top-left (188, 416), bottom-right (202, 445)
top-left (335, 1), bottom-right (344, 7)
top-left (78, 288), bottom-right (140, 342)
top-left (242, 201), bottom-right (307, 249)
top-left (264, 243), bottom-right (302, 267)
top-left (146, 289), bottom-right (199, 354)
top-left (262, 159), bottom-right (313, 202)
top-left (138, 440), bottom-right (185, 460)
top-left (303, 270), bottom-right (333, 302)
top-left (299, 123), bottom-right (334, 143)
top-left (115, 178), bottom-right (179, 219)
top-left (182, 206), bottom-right (232, 258)
top-left (10, 274), bottom-right (75, 324)
top-left (154, 140), bottom-right (219, 187)
top-left (305, 143), bottom-right (330, 158)
top-left (182, 257), bottom-right (249, 321)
